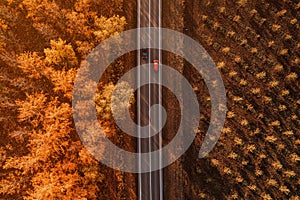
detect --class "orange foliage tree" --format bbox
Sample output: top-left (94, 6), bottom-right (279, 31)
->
top-left (0, 0), bottom-right (127, 199)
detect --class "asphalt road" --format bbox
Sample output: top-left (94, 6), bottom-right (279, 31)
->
top-left (137, 0), bottom-right (163, 199)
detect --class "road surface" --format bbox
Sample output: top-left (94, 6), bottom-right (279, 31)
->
top-left (137, 0), bottom-right (163, 199)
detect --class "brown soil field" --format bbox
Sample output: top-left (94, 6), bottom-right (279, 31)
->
top-left (161, 0), bottom-right (299, 199)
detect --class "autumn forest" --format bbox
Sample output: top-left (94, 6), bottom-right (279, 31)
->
top-left (0, 0), bottom-right (300, 199)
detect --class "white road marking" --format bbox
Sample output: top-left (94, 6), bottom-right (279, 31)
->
top-left (158, 0), bottom-right (163, 198)
top-left (148, 0), bottom-right (153, 199)
top-left (137, 0), bottom-right (142, 199)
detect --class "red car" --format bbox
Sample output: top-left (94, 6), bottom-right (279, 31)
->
top-left (153, 59), bottom-right (159, 72)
